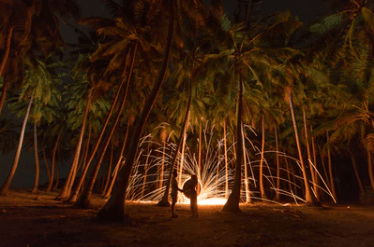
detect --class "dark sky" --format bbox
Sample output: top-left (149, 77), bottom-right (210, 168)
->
top-left (1, 0), bottom-right (329, 188)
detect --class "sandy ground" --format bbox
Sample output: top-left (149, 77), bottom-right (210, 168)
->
top-left (0, 189), bottom-right (374, 247)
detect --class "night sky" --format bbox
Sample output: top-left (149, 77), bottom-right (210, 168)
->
top-left (1, 0), bottom-right (329, 188)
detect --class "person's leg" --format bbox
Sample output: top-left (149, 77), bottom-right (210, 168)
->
top-left (171, 197), bottom-right (178, 218)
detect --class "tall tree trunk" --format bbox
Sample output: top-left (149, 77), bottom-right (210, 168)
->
top-left (31, 123), bottom-right (40, 193)
top-left (97, 1), bottom-right (174, 221)
top-left (0, 94), bottom-right (33, 195)
top-left (259, 114), bottom-right (267, 199)
top-left (348, 149), bottom-right (364, 194)
top-left (102, 143), bottom-right (114, 196)
top-left (71, 43), bottom-right (133, 202)
top-left (42, 149), bottom-right (51, 189)
top-left (367, 149), bottom-right (374, 191)
top-left (224, 118), bottom-right (229, 199)
top-left (223, 73), bottom-right (243, 213)
top-left (326, 131), bottom-right (337, 201)
top-left (72, 43), bottom-right (137, 206)
top-left (198, 122), bottom-right (202, 176)
top-left (242, 124), bottom-right (251, 203)
top-left (274, 128), bottom-right (281, 201)
top-left (56, 89), bottom-right (92, 200)
top-left (310, 125), bottom-right (320, 200)
top-left (158, 88), bottom-right (192, 207)
top-left (286, 88), bottom-right (317, 205)
top-left (47, 132), bottom-right (61, 192)
top-left (178, 129), bottom-right (188, 188)
top-left (103, 122), bottom-right (131, 199)
top-left (303, 108), bottom-right (319, 202)
top-left (159, 135), bottom-right (166, 190)
top-left (0, 26), bottom-right (14, 119)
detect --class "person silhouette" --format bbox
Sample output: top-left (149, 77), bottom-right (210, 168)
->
top-left (183, 174), bottom-right (198, 218)
top-left (171, 170), bottom-right (183, 218)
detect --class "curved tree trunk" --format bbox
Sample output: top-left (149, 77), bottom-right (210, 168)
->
top-left (0, 26), bottom-right (14, 119)
top-left (31, 123), bottom-right (40, 193)
top-left (158, 88), bottom-right (192, 207)
top-left (0, 94), bottom-right (33, 195)
top-left (97, 1), bottom-right (174, 221)
top-left (72, 43), bottom-right (137, 207)
top-left (46, 131), bottom-right (61, 192)
top-left (223, 73), bottom-right (243, 213)
top-left (367, 149), bottom-right (374, 191)
top-left (102, 143), bottom-right (114, 196)
top-left (103, 121), bottom-right (132, 199)
top-left (310, 125), bottom-right (320, 200)
top-left (56, 89), bottom-right (92, 200)
top-left (286, 89), bottom-right (318, 205)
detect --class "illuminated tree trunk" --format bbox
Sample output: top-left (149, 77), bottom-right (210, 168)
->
top-left (326, 131), bottom-right (337, 201)
top-left (0, 26), bottom-right (14, 119)
top-left (259, 114), bottom-right (267, 199)
top-left (72, 42), bottom-right (137, 206)
top-left (242, 124), bottom-right (251, 203)
top-left (198, 122), bottom-right (202, 176)
top-left (158, 129), bottom-right (167, 189)
top-left (56, 89), bottom-right (92, 200)
top-left (224, 118), bottom-right (229, 199)
top-left (103, 121), bottom-right (131, 199)
top-left (178, 130), bottom-right (188, 188)
top-left (311, 125), bottom-right (320, 200)
top-left (31, 123), bottom-right (40, 194)
top-left (223, 73), bottom-right (243, 213)
top-left (102, 143), bottom-right (114, 196)
top-left (274, 128), bottom-right (280, 201)
top-left (303, 109), bottom-right (319, 202)
top-left (0, 94), bottom-right (33, 195)
top-left (286, 88), bottom-right (317, 205)
top-left (97, 2), bottom-right (174, 221)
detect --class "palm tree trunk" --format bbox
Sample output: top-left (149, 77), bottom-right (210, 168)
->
top-left (0, 94), bottom-right (33, 195)
top-left (103, 121), bottom-right (131, 199)
top-left (303, 109), bottom-right (319, 202)
top-left (286, 88), bottom-right (317, 205)
top-left (141, 145), bottom-right (151, 198)
top-left (47, 131), bottom-right (61, 192)
top-left (31, 123), bottom-right (40, 193)
top-left (311, 125), bottom-right (320, 200)
top-left (242, 124), bottom-right (251, 203)
top-left (259, 114), bottom-right (267, 199)
top-left (274, 128), bottom-right (280, 201)
top-left (326, 131), bottom-right (337, 201)
top-left (178, 129), bottom-right (188, 188)
top-left (223, 73), bottom-right (243, 213)
top-left (224, 118), bottom-right (229, 199)
top-left (158, 93), bottom-right (192, 207)
top-left (367, 149), bottom-right (374, 191)
top-left (348, 149), bottom-right (364, 194)
top-left (56, 89), bottom-right (92, 200)
top-left (97, 1), bottom-right (174, 221)
top-left (42, 149), bottom-right (51, 188)
top-left (73, 43), bottom-right (137, 207)
top-left (0, 26), bottom-right (14, 119)
top-left (102, 143), bottom-right (114, 196)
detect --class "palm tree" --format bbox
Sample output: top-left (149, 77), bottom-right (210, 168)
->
top-left (97, 0), bottom-right (175, 222)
